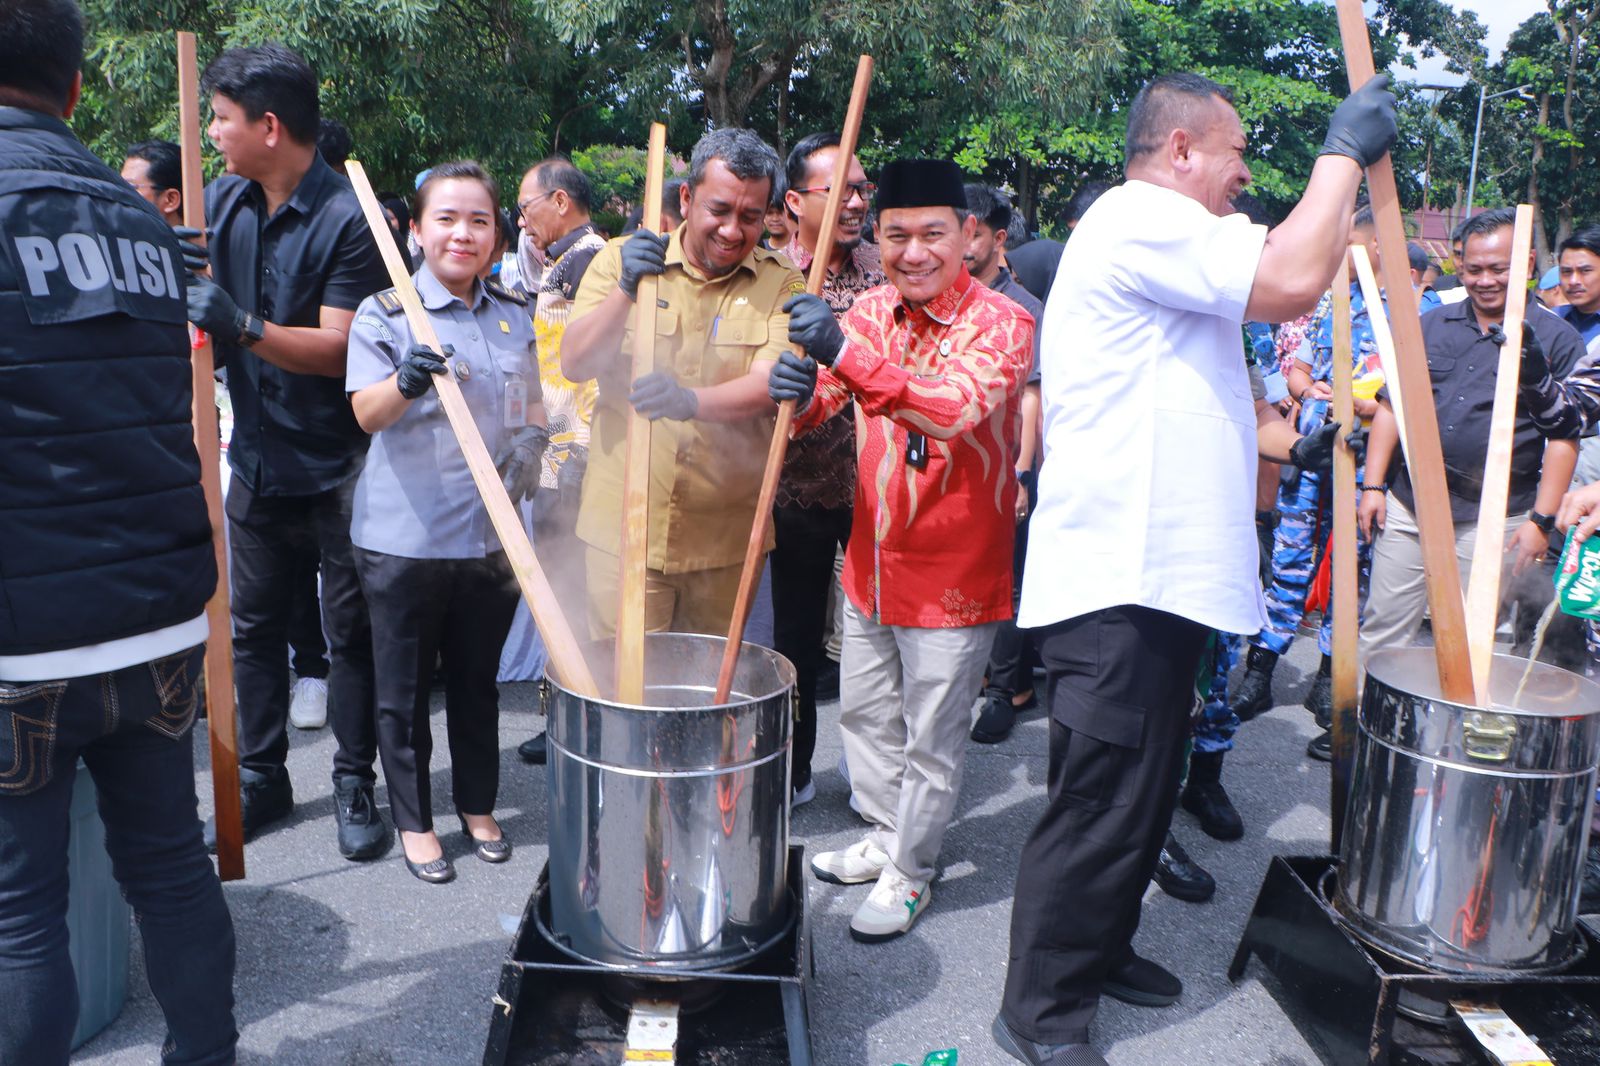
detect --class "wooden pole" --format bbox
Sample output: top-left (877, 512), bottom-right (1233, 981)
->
top-left (344, 161), bottom-right (599, 697)
top-left (615, 124), bottom-right (667, 705)
top-left (1349, 246), bottom-right (1410, 460)
top-left (1464, 203), bottom-right (1536, 698)
top-left (1329, 255), bottom-right (1359, 852)
top-left (1333, 0), bottom-right (1479, 705)
top-left (712, 54), bottom-right (875, 704)
top-left (177, 31), bottom-right (244, 882)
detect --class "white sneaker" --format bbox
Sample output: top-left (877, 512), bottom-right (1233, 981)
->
top-left (850, 867), bottom-right (931, 942)
top-left (289, 676), bottom-right (328, 729)
top-left (790, 779), bottom-right (817, 810)
top-left (810, 837), bottom-right (889, 885)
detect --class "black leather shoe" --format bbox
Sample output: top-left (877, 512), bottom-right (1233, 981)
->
top-left (1104, 953), bottom-right (1182, 1007)
top-left (1231, 647), bottom-right (1278, 722)
top-left (458, 814), bottom-right (512, 863)
top-left (1580, 842), bottom-right (1600, 914)
top-left (1153, 833), bottom-right (1215, 903)
top-left (518, 733), bottom-right (548, 764)
top-left (814, 657), bottom-right (841, 702)
top-left (334, 775), bottom-right (391, 861)
top-left (1306, 729), bottom-right (1333, 762)
top-left (971, 694), bottom-right (1017, 743)
top-left (403, 854), bottom-right (456, 884)
top-left (991, 1014), bottom-right (1108, 1066)
top-left (1303, 673), bottom-right (1333, 728)
top-left (203, 767), bottom-right (292, 853)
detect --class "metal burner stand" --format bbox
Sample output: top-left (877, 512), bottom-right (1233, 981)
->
top-left (481, 845), bottom-right (813, 1066)
top-left (1230, 855), bottom-right (1600, 1065)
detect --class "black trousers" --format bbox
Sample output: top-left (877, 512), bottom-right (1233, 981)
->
top-left (355, 548), bottom-right (519, 834)
top-left (769, 503), bottom-right (852, 789)
top-left (984, 495), bottom-right (1033, 699)
top-left (1001, 605), bottom-right (1209, 1044)
top-left (228, 477), bottom-right (376, 782)
top-left (288, 554), bottom-right (328, 680)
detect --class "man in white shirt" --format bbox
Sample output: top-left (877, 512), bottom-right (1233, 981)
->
top-left (993, 71), bottom-right (1396, 1066)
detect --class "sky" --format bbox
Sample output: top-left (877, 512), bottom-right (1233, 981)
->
top-left (1400, 0), bottom-right (1548, 86)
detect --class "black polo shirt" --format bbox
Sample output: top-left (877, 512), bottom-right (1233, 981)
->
top-left (1004, 237), bottom-right (1064, 304)
top-left (205, 154), bottom-right (388, 496)
top-left (1392, 298), bottom-right (1586, 522)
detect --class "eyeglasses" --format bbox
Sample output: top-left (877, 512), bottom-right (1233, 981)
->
top-left (125, 180), bottom-right (164, 193)
top-left (794, 181), bottom-right (877, 202)
top-left (516, 190), bottom-right (554, 216)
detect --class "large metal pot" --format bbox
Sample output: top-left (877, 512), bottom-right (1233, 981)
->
top-left (1338, 646), bottom-right (1600, 973)
top-left (544, 632), bottom-right (796, 971)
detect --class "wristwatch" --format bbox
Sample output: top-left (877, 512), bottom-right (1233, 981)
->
top-left (1529, 510), bottom-right (1556, 534)
top-left (238, 312), bottom-right (266, 349)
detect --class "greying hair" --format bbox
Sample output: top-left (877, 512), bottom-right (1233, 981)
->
top-left (532, 156), bottom-right (594, 213)
top-left (1125, 72), bottom-right (1234, 168)
top-left (688, 128), bottom-right (780, 192)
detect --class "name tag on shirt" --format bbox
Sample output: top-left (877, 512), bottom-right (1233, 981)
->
top-left (504, 377), bottom-right (528, 429)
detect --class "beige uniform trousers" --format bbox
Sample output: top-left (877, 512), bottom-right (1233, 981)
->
top-left (839, 599), bottom-right (999, 882)
top-left (583, 547), bottom-right (746, 640)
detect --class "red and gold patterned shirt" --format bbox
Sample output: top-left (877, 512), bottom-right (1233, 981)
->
top-left (794, 267), bottom-right (1034, 627)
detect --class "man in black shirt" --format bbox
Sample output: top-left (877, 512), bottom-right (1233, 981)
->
top-left (1358, 207), bottom-right (1586, 661)
top-left (183, 43), bottom-right (390, 860)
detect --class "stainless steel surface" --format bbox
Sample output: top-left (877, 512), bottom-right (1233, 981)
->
top-left (1338, 646), bottom-right (1600, 973)
top-left (545, 632), bottom-right (796, 970)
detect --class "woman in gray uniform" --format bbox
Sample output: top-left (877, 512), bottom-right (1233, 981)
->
top-left (347, 162), bottom-right (548, 884)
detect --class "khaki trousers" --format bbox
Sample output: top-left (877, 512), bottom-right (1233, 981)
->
top-left (1359, 493), bottom-right (1524, 665)
top-left (839, 599), bottom-right (999, 881)
top-left (583, 546), bottom-right (747, 639)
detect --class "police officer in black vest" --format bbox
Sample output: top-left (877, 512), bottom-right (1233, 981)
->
top-left (0, 3), bottom-right (237, 1062)
top-left (179, 44), bottom-right (392, 860)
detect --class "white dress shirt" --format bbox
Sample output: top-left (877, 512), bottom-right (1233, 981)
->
top-left (1019, 179), bottom-right (1269, 635)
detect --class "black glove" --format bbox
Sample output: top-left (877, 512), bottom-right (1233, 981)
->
top-left (557, 445), bottom-right (587, 510)
top-left (619, 229), bottom-right (669, 301)
top-left (1289, 419), bottom-right (1345, 472)
top-left (628, 371), bottom-right (698, 421)
top-left (495, 425), bottom-right (550, 504)
top-left (1320, 74), bottom-right (1399, 168)
top-left (172, 226), bottom-right (211, 274)
top-left (768, 351), bottom-right (818, 408)
top-left (185, 273), bottom-right (249, 341)
top-left (1343, 421), bottom-right (1368, 465)
top-left (396, 343), bottom-right (450, 399)
top-left (1490, 322), bottom-right (1552, 384)
top-left (783, 293), bottom-right (846, 367)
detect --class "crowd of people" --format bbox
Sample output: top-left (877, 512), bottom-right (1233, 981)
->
top-left (7, 2), bottom-right (1600, 1065)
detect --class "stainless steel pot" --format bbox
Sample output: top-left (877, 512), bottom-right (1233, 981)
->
top-left (1338, 646), bottom-right (1600, 973)
top-left (544, 632), bottom-right (796, 971)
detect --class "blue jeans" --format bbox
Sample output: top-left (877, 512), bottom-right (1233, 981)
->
top-left (0, 645), bottom-right (237, 1065)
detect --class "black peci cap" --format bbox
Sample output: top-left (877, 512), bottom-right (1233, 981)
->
top-left (876, 159), bottom-right (967, 212)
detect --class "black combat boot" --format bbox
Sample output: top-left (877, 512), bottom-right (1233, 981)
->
top-left (1303, 653), bottom-right (1333, 728)
top-left (1180, 749), bottom-right (1244, 840)
top-left (1231, 646), bottom-right (1278, 722)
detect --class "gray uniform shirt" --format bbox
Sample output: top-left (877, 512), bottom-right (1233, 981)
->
top-left (346, 266), bottom-right (541, 558)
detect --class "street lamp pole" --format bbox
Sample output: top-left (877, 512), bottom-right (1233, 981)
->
top-left (1466, 82), bottom-right (1533, 219)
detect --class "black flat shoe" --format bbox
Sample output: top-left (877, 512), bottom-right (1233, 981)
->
top-left (403, 854), bottom-right (455, 884)
top-left (458, 815), bottom-right (512, 863)
top-left (517, 733), bottom-right (547, 764)
top-left (1103, 953), bottom-right (1182, 1007)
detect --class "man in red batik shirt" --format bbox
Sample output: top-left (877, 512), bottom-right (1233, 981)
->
top-left (769, 158), bottom-right (1034, 944)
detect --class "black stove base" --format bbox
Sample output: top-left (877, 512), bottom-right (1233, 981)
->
top-left (481, 846), bottom-right (812, 1066)
top-left (1230, 855), bottom-right (1600, 1065)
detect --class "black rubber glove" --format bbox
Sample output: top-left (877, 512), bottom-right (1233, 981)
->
top-left (619, 229), bottom-right (669, 301)
top-left (185, 274), bottom-right (249, 341)
top-left (768, 351), bottom-right (818, 408)
top-left (557, 445), bottom-right (587, 510)
top-left (172, 226), bottom-right (212, 274)
top-left (1489, 322), bottom-right (1552, 384)
top-left (1320, 74), bottom-right (1399, 168)
top-left (783, 293), bottom-right (846, 367)
top-left (1289, 419), bottom-right (1345, 472)
top-left (495, 425), bottom-right (550, 504)
top-left (396, 343), bottom-right (449, 399)
top-left (1343, 421), bottom-right (1369, 465)
top-left (629, 371), bottom-right (699, 421)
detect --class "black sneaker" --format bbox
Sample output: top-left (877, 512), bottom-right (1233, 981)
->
top-left (1104, 953), bottom-right (1182, 1007)
top-left (333, 775), bottom-right (391, 861)
top-left (1306, 729), bottom-right (1333, 762)
top-left (1152, 833), bottom-right (1215, 903)
top-left (1303, 674), bottom-right (1333, 729)
top-left (1181, 779), bottom-right (1244, 841)
top-left (814, 657), bottom-right (841, 702)
top-left (971, 694), bottom-right (1017, 743)
top-left (203, 767), bottom-right (292, 853)
top-left (518, 733), bottom-right (548, 764)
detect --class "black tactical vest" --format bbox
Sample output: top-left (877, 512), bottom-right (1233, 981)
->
top-left (0, 107), bottom-right (215, 656)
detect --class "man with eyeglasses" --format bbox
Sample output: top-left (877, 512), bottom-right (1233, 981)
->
top-left (121, 139), bottom-right (184, 227)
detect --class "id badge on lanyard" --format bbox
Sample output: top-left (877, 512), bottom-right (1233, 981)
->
top-left (504, 377), bottom-right (528, 429)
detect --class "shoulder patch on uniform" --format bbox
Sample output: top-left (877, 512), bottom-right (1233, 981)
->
top-left (373, 289), bottom-right (405, 315)
top-left (485, 279), bottom-right (528, 306)
top-left (356, 313), bottom-right (395, 345)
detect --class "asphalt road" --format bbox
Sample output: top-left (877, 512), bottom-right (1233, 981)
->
top-left (75, 638), bottom-right (1344, 1066)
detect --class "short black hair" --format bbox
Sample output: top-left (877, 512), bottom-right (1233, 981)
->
top-left (785, 131), bottom-right (841, 199)
top-left (532, 156), bottom-right (594, 213)
top-left (317, 117), bottom-right (351, 166)
top-left (201, 43), bottom-right (320, 145)
top-left (1450, 217), bottom-right (1472, 244)
top-left (1352, 205), bottom-right (1376, 231)
top-left (1559, 225), bottom-right (1600, 260)
top-left (380, 195), bottom-right (411, 235)
top-left (413, 160), bottom-right (502, 216)
top-left (0, 0), bottom-right (83, 111)
top-left (1125, 73), bottom-right (1233, 166)
top-left (661, 178), bottom-right (687, 225)
top-left (1406, 242), bottom-right (1430, 273)
top-left (1065, 181), bottom-right (1112, 225)
top-left (126, 139), bottom-right (182, 193)
top-left (1458, 206), bottom-right (1516, 250)
top-left (964, 183), bottom-right (1012, 232)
